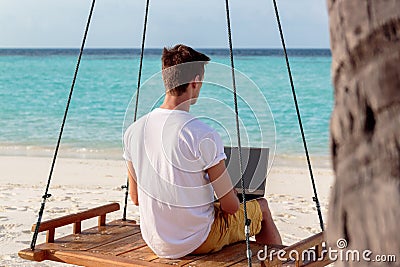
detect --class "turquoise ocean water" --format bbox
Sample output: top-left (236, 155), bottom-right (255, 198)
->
top-left (0, 49), bottom-right (333, 159)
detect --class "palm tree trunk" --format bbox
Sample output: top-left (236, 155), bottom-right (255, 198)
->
top-left (327, 0), bottom-right (400, 266)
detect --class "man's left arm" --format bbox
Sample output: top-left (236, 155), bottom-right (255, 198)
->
top-left (126, 161), bottom-right (139, 206)
top-left (207, 160), bottom-right (240, 214)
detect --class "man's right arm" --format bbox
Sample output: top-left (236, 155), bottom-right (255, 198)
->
top-left (127, 161), bottom-right (139, 206)
top-left (207, 160), bottom-right (240, 214)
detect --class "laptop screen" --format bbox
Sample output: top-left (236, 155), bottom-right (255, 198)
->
top-left (224, 147), bottom-right (269, 197)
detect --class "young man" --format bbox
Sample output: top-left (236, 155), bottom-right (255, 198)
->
top-left (123, 44), bottom-right (281, 259)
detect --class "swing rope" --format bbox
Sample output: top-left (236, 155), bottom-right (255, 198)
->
top-left (271, 0), bottom-right (324, 232)
top-left (30, 0), bottom-right (96, 250)
top-left (122, 0), bottom-right (150, 221)
top-left (224, 0), bottom-right (252, 266)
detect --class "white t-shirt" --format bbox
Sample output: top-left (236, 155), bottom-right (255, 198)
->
top-left (123, 108), bottom-right (226, 259)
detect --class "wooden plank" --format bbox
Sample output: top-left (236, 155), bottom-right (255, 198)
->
top-left (18, 248), bottom-right (48, 262)
top-left (98, 214), bottom-right (106, 227)
top-left (228, 253), bottom-right (262, 266)
top-left (119, 246), bottom-right (159, 262)
top-left (73, 221), bottom-right (81, 234)
top-left (229, 242), bottom-right (277, 267)
top-left (282, 233), bottom-right (324, 255)
top-left (49, 250), bottom-right (159, 267)
top-left (22, 220), bottom-right (327, 267)
top-left (151, 254), bottom-right (208, 266)
top-left (89, 231), bottom-right (146, 256)
top-left (183, 242), bottom-right (250, 267)
top-left (33, 220), bottom-right (139, 252)
top-left (232, 252), bottom-right (333, 267)
top-left (47, 229), bottom-right (55, 243)
top-left (267, 233), bottom-right (324, 266)
top-left (31, 203), bottom-right (120, 232)
top-left (53, 220), bottom-right (139, 251)
top-left (19, 219), bottom-right (139, 263)
top-left (302, 257), bottom-right (334, 267)
top-left (265, 233), bottom-right (333, 267)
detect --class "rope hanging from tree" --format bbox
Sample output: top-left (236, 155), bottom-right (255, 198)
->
top-left (272, 0), bottom-right (324, 232)
top-left (122, 0), bottom-right (151, 221)
top-left (224, 0), bottom-right (253, 266)
top-left (30, 0), bottom-right (97, 250)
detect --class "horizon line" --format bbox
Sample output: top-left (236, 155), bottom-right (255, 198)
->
top-left (0, 47), bottom-right (331, 50)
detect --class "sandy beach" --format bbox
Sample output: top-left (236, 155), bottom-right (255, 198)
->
top-left (0, 154), bottom-right (334, 266)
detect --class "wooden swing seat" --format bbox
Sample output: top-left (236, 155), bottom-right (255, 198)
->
top-left (19, 203), bottom-right (333, 267)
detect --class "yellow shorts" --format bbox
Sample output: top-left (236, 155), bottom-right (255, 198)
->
top-left (192, 199), bottom-right (263, 254)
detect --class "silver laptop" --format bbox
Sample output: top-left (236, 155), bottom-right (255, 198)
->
top-left (224, 147), bottom-right (269, 201)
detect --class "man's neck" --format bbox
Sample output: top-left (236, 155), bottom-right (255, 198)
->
top-left (160, 93), bottom-right (191, 112)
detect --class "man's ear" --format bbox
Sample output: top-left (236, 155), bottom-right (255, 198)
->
top-left (189, 75), bottom-right (201, 89)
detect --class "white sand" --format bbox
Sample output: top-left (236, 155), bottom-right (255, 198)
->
top-left (0, 154), bottom-right (334, 266)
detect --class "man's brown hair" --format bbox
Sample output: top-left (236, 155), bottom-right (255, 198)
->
top-left (162, 44), bottom-right (210, 96)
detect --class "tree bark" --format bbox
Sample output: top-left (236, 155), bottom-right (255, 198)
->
top-left (327, 0), bottom-right (400, 266)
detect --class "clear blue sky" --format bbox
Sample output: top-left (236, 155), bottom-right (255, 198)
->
top-left (0, 0), bottom-right (330, 48)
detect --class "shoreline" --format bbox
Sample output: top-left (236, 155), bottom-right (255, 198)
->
top-left (0, 154), bottom-right (334, 266)
top-left (0, 144), bottom-right (332, 165)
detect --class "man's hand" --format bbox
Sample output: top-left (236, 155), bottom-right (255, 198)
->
top-left (207, 160), bottom-right (240, 215)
